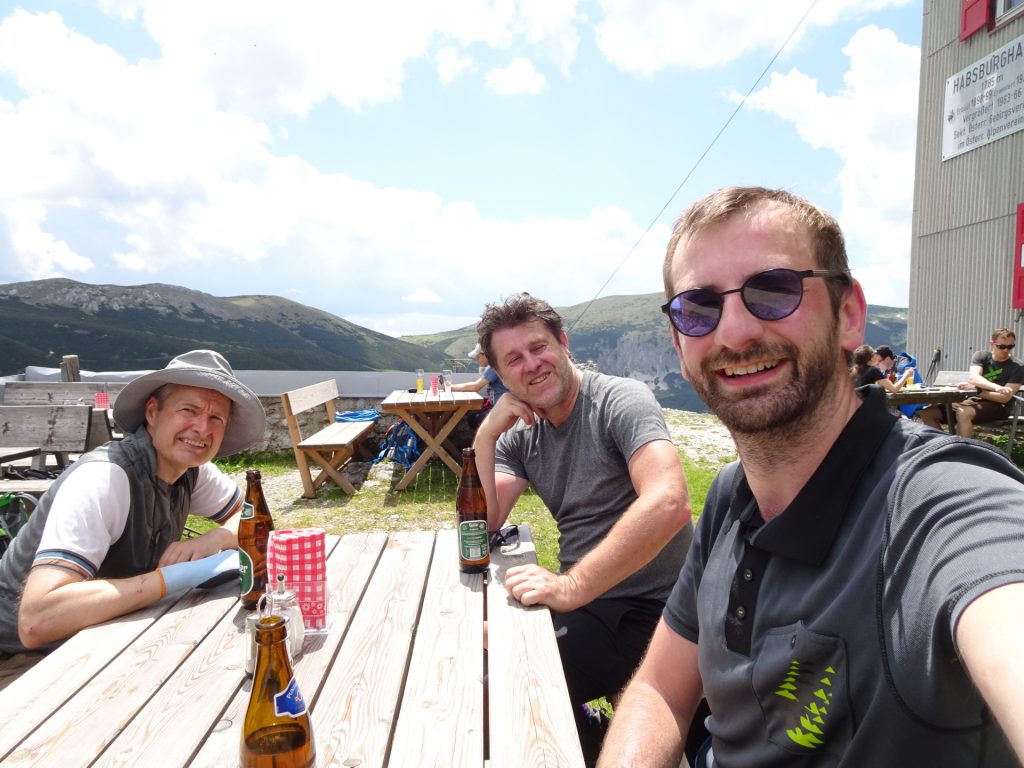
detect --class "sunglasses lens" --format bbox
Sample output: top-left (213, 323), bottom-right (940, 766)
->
top-left (997, 344), bottom-right (1015, 350)
top-left (671, 290), bottom-right (722, 337)
top-left (743, 269), bottom-right (804, 321)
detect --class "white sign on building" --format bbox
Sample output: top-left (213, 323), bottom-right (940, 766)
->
top-left (942, 32), bottom-right (1024, 161)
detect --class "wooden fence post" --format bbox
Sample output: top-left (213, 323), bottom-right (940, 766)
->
top-left (60, 355), bottom-right (81, 382)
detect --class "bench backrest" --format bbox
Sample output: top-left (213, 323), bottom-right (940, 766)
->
top-left (3, 381), bottom-right (127, 406)
top-left (932, 370), bottom-right (969, 386)
top-left (282, 380), bottom-right (339, 416)
top-left (280, 380), bottom-right (339, 441)
top-left (0, 405), bottom-right (93, 452)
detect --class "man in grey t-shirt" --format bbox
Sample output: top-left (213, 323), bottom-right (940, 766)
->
top-left (472, 292), bottom-right (693, 766)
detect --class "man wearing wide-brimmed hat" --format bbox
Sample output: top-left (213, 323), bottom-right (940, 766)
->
top-left (0, 350), bottom-right (265, 654)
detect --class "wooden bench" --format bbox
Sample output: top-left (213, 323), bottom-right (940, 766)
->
top-left (0, 405), bottom-right (93, 495)
top-left (3, 381), bottom-right (126, 450)
top-left (281, 380), bottom-right (376, 498)
top-left (2, 381), bottom-right (126, 407)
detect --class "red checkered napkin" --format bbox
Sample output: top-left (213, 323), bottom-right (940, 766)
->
top-left (268, 528), bottom-right (328, 630)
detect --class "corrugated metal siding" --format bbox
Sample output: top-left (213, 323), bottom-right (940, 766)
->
top-left (909, 0), bottom-right (1024, 377)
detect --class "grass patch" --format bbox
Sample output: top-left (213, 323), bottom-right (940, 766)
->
top-left (213, 451), bottom-right (296, 476)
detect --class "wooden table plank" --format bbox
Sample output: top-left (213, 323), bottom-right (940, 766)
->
top-left (94, 537), bottom-right (347, 767)
top-left (1, 584), bottom-right (239, 767)
top-left (0, 594), bottom-right (182, 759)
top-left (313, 530), bottom-right (435, 767)
top-left (187, 533), bottom-right (386, 768)
top-left (390, 529), bottom-right (485, 767)
top-left (0, 527), bottom-right (582, 767)
top-left (0, 446), bottom-right (41, 464)
top-left (488, 526), bottom-right (585, 768)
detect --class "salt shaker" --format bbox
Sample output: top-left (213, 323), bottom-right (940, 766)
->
top-left (268, 573), bottom-right (305, 659)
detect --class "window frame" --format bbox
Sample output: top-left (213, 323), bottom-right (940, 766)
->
top-left (996, 0), bottom-right (1024, 24)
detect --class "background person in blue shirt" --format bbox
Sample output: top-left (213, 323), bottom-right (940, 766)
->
top-left (451, 342), bottom-right (509, 405)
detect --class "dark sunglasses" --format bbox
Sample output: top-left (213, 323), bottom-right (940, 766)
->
top-left (488, 524), bottom-right (519, 551)
top-left (661, 268), bottom-right (851, 338)
top-left (995, 343), bottom-right (1016, 350)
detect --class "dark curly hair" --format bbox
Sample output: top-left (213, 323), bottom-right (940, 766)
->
top-left (476, 293), bottom-right (565, 370)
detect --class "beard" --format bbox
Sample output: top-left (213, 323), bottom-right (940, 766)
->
top-left (684, 321), bottom-right (841, 438)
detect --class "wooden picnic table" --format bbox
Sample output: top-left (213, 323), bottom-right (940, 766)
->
top-left (0, 524), bottom-right (583, 767)
top-left (886, 385), bottom-right (977, 434)
top-left (379, 389), bottom-right (484, 490)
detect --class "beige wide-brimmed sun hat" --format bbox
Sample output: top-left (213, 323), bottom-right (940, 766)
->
top-left (113, 349), bottom-right (265, 456)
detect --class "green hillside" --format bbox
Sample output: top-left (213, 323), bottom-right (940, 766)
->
top-left (0, 279), bottom-right (442, 374)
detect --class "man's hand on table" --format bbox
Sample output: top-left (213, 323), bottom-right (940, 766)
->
top-left (158, 525), bottom-right (236, 566)
top-left (504, 564), bottom-right (583, 613)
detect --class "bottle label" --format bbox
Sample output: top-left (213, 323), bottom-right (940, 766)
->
top-left (274, 676), bottom-right (308, 718)
top-left (458, 520), bottom-right (488, 561)
top-left (238, 548), bottom-right (254, 595)
top-left (240, 501), bottom-right (254, 520)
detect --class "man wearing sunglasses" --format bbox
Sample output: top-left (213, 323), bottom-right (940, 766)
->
top-left (918, 328), bottom-right (1024, 437)
top-left (471, 292), bottom-right (693, 766)
top-left (599, 187), bottom-right (1024, 767)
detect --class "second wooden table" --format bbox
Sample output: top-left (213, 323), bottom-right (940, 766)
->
top-left (379, 389), bottom-right (484, 489)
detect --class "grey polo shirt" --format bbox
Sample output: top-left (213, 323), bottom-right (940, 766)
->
top-left (665, 387), bottom-right (1024, 766)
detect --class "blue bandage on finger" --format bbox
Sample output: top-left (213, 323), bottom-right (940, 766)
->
top-left (159, 550), bottom-right (240, 594)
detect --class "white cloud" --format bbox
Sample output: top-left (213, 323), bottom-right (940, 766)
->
top-left (485, 57), bottom-right (546, 95)
top-left (0, 2), bottom-right (919, 336)
top-left (3, 199), bottom-right (93, 278)
top-left (741, 25), bottom-right (920, 306)
top-left (112, 250), bottom-right (153, 271)
top-left (592, 0), bottom-right (914, 75)
top-left (436, 46), bottom-right (473, 84)
top-left (403, 288), bottom-right (443, 304)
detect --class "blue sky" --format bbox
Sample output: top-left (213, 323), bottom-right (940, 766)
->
top-left (0, 0), bottom-right (922, 337)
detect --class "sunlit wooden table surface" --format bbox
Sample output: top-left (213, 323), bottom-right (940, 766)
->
top-left (0, 524), bottom-right (583, 767)
top-left (379, 389), bottom-right (485, 490)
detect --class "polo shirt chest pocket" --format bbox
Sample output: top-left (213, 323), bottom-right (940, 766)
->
top-left (751, 622), bottom-right (853, 759)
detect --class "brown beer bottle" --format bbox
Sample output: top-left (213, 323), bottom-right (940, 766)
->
top-left (239, 469), bottom-right (275, 610)
top-left (457, 448), bottom-right (489, 573)
top-left (240, 614), bottom-right (316, 768)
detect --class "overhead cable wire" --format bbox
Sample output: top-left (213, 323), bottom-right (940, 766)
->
top-left (567, 0), bottom-right (821, 331)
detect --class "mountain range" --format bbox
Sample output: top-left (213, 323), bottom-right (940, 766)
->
top-left (0, 279), bottom-right (907, 412)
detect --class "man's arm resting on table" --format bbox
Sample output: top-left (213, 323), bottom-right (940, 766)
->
top-left (977, 381), bottom-right (1020, 405)
top-left (957, 581), bottom-right (1024, 762)
top-left (472, 395), bottom-right (534, 531)
top-left (966, 364), bottom-right (1016, 402)
top-left (18, 565), bottom-right (167, 649)
top-left (451, 377), bottom-right (488, 394)
top-left (505, 439), bottom-right (691, 612)
top-left (18, 547), bottom-right (239, 649)
top-left (598, 619), bottom-right (703, 768)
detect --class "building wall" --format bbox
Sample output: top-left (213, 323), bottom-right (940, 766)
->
top-left (910, 1), bottom-right (1024, 375)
